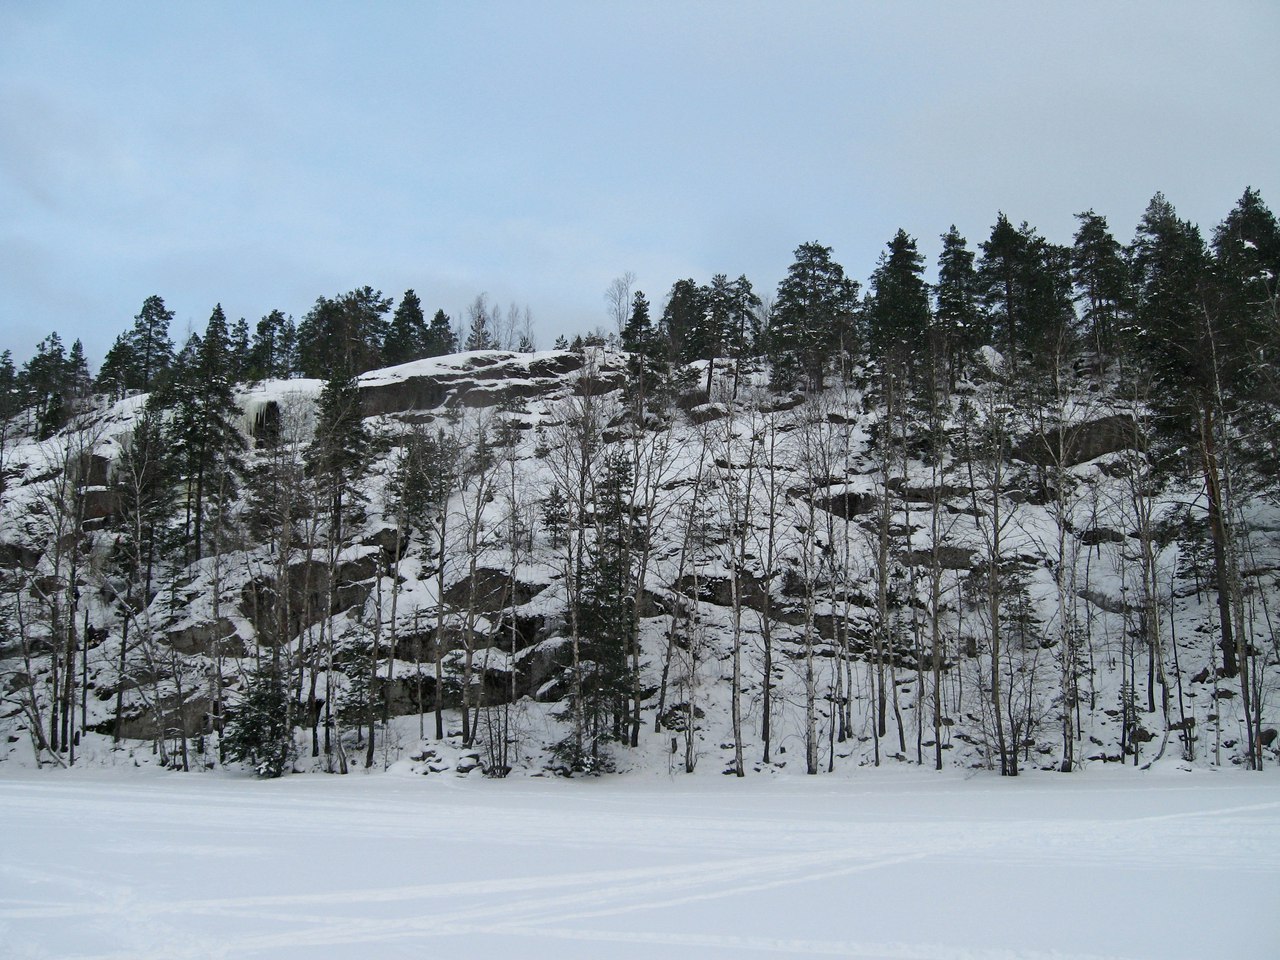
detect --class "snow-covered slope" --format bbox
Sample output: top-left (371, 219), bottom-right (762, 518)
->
top-left (0, 348), bottom-right (1275, 778)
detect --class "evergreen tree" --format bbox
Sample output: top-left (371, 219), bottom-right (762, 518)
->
top-left (686, 273), bottom-right (762, 392)
top-left (382, 289), bottom-right (430, 366)
top-left (865, 229), bottom-right (931, 381)
top-left (128, 295), bottom-right (175, 392)
top-left (424, 309), bottom-right (457, 357)
top-left (1071, 210), bottom-right (1131, 362)
top-left (296, 287), bottom-right (391, 377)
top-left (21, 333), bottom-right (70, 439)
top-left (223, 661), bottom-right (295, 777)
top-left (1211, 188), bottom-right (1279, 392)
top-left (726, 275), bottom-right (763, 360)
top-left (979, 215), bottom-right (1075, 370)
top-left (555, 450), bottom-right (635, 773)
top-left (229, 317), bottom-right (251, 384)
top-left (0, 349), bottom-right (17, 428)
top-left (248, 310), bottom-right (288, 381)
top-left (464, 295), bottom-right (497, 351)
top-left (1021, 233), bottom-right (1078, 376)
top-left (659, 278), bottom-right (707, 366)
top-left (978, 213), bottom-right (1029, 361)
top-left (307, 365), bottom-right (369, 547)
top-left (97, 334), bottom-right (137, 401)
top-left (1130, 192), bottom-right (1238, 676)
top-left (113, 404), bottom-right (173, 586)
top-left (695, 274), bottom-right (735, 371)
top-left (621, 290), bottom-right (665, 405)
top-left (767, 242), bottom-right (860, 390)
top-left (65, 339), bottom-right (91, 403)
top-left (621, 290), bottom-right (653, 356)
top-left (933, 226), bottom-right (984, 388)
top-left (162, 306), bottom-right (246, 560)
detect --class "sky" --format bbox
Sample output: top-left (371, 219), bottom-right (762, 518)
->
top-left (2, 1), bottom-right (1277, 366)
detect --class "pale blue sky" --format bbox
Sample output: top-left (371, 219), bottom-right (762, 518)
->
top-left (2, 1), bottom-right (1276, 364)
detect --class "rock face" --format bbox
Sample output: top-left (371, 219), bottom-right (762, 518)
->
top-left (1014, 414), bottom-right (1140, 467)
top-left (357, 350), bottom-right (628, 417)
top-left (442, 567), bottom-right (548, 613)
top-left (240, 553), bottom-right (379, 645)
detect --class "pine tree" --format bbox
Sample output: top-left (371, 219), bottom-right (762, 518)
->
top-left (423, 309), bottom-right (457, 357)
top-left (382, 289), bottom-right (429, 366)
top-left (307, 365), bottom-right (369, 547)
top-left (296, 287), bottom-right (392, 377)
top-left (726, 275), bottom-right (762, 361)
top-left (934, 226), bottom-right (983, 387)
top-left (659, 278), bottom-right (707, 366)
top-left (1211, 188), bottom-right (1279, 395)
top-left (978, 213), bottom-right (1029, 362)
top-left (128, 295), bottom-right (175, 392)
top-left (979, 216), bottom-right (1075, 371)
top-left (248, 310), bottom-right (288, 381)
top-left (229, 317), bottom-right (251, 384)
top-left (108, 404), bottom-right (175, 739)
top-left (688, 274), bottom-right (761, 394)
top-left (1130, 193), bottom-right (1238, 677)
top-left (0, 349), bottom-right (17, 432)
top-left (22, 333), bottom-right (69, 439)
top-left (555, 450), bottom-right (635, 773)
top-left (97, 334), bottom-right (137, 401)
top-left (162, 306), bottom-right (246, 560)
top-left (767, 242), bottom-right (860, 390)
top-left (65, 339), bottom-right (91, 404)
top-left (1071, 210), bottom-right (1131, 363)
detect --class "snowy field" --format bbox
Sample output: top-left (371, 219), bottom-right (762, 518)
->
top-left (1, 769), bottom-right (1277, 960)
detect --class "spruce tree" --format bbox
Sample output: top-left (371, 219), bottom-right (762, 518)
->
top-left (0, 349), bottom-right (17, 430)
top-left (978, 213), bottom-right (1029, 362)
top-left (229, 317), bottom-right (251, 384)
top-left (224, 661), bottom-right (294, 777)
top-left (464, 295), bottom-right (497, 351)
top-left (555, 450), bottom-right (635, 773)
top-left (866, 229), bottom-right (931, 382)
top-left (248, 310), bottom-right (287, 381)
top-left (1211, 188), bottom-right (1279, 394)
top-left (383, 289), bottom-right (429, 365)
top-left (424, 309), bottom-right (457, 357)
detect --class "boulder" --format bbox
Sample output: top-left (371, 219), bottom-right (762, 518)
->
top-left (900, 545), bottom-right (975, 570)
top-left (1014, 415), bottom-right (1140, 467)
top-left (167, 618), bottom-right (245, 657)
top-left (442, 567), bottom-right (548, 613)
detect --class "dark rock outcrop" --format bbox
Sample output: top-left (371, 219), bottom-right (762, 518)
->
top-left (1014, 415), bottom-right (1140, 467)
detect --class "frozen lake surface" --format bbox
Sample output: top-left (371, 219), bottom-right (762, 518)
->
top-left (1, 767), bottom-right (1277, 959)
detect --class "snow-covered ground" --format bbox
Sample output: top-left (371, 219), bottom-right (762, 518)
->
top-left (1, 768), bottom-right (1276, 959)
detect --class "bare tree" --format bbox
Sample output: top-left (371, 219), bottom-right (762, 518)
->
top-left (605, 272), bottom-right (636, 339)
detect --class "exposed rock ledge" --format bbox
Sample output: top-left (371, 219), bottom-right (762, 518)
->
top-left (357, 350), bottom-right (628, 416)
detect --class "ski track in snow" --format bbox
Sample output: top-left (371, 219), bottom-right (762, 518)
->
top-left (1, 773), bottom-right (1277, 959)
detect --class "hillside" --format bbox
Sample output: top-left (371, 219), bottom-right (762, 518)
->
top-left (0, 346), bottom-right (1275, 778)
